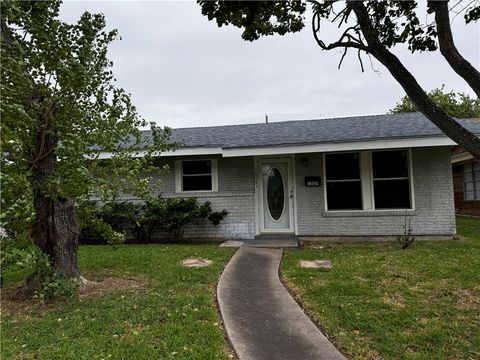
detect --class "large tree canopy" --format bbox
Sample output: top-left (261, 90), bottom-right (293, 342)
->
top-left (1, 0), bottom-right (172, 288)
top-left (390, 87), bottom-right (480, 118)
top-left (198, 0), bottom-right (480, 159)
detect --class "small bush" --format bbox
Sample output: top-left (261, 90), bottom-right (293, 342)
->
top-left (147, 197), bottom-right (228, 241)
top-left (82, 197), bottom-right (228, 243)
top-left (32, 252), bottom-right (79, 299)
top-left (397, 212), bottom-right (415, 250)
top-left (0, 233), bottom-right (35, 287)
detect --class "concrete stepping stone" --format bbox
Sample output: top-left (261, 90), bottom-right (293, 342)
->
top-left (299, 259), bottom-right (333, 269)
top-left (181, 258), bottom-right (212, 267)
top-left (219, 240), bottom-right (245, 248)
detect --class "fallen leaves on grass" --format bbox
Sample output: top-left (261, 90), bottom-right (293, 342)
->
top-left (454, 287), bottom-right (480, 310)
top-left (79, 275), bottom-right (143, 300)
top-left (1, 274), bottom-right (143, 317)
top-left (382, 295), bottom-right (406, 309)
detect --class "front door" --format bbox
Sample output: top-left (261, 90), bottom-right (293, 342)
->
top-left (259, 158), bottom-right (294, 233)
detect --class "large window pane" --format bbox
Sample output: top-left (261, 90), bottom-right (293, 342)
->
top-left (374, 179), bottom-right (411, 209)
top-left (463, 163), bottom-right (480, 200)
top-left (465, 182), bottom-right (474, 192)
top-left (372, 150), bottom-right (411, 209)
top-left (183, 175), bottom-right (212, 191)
top-left (465, 190), bottom-right (475, 201)
top-left (183, 160), bottom-right (211, 175)
top-left (325, 153), bottom-right (360, 180)
top-left (372, 150), bottom-right (408, 178)
top-left (181, 160), bottom-right (213, 191)
top-left (327, 182), bottom-right (362, 210)
top-left (464, 168), bottom-right (473, 181)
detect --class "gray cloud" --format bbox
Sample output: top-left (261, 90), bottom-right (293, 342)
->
top-left (60, 1), bottom-right (479, 128)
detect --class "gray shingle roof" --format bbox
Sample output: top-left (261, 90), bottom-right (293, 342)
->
top-left (143, 112), bottom-right (480, 149)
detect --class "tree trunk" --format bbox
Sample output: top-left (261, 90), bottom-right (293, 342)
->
top-left (31, 103), bottom-right (81, 282)
top-left (349, 1), bottom-right (480, 160)
top-left (428, 0), bottom-right (480, 98)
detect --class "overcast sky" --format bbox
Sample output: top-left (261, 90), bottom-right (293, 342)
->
top-left (60, 1), bottom-right (479, 128)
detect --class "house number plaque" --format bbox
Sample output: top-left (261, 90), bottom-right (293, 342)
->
top-left (305, 176), bottom-right (321, 187)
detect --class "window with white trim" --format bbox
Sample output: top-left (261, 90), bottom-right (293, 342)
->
top-left (176, 159), bottom-right (218, 192)
top-left (324, 150), bottom-right (413, 211)
top-left (464, 162), bottom-right (480, 201)
top-left (325, 153), bottom-right (363, 210)
top-left (372, 150), bottom-right (411, 209)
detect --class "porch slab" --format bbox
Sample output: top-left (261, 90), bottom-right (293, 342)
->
top-left (220, 239), bottom-right (298, 248)
top-left (219, 240), bottom-right (245, 248)
top-left (244, 239), bottom-right (298, 248)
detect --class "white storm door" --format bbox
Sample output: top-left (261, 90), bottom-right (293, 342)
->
top-left (259, 158), bottom-right (294, 233)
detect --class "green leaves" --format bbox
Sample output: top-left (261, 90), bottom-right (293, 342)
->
top-left (1, 0), bottom-right (174, 241)
top-left (87, 197), bottom-right (229, 243)
top-left (390, 87), bottom-right (480, 118)
top-left (198, 1), bottom-right (307, 41)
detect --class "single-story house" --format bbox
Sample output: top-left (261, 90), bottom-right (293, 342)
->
top-left (99, 112), bottom-right (480, 241)
top-left (451, 142), bottom-right (480, 217)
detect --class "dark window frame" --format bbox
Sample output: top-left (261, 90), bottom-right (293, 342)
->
top-left (464, 162), bottom-right (480, 201)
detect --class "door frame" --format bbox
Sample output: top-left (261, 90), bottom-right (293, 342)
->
top-left (254, 155), bottom-right (296, 235)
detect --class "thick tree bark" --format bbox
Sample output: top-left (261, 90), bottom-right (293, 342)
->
top-left (348, 1), bottom-right (480, 160)
top-left (31, 103), bottom-right (81, 281)
top-left (428, 0), bottom-right (480, 98)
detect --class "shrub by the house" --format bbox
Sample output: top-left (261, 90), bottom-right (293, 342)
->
top-left (81, 197), bottom-right (228, 244)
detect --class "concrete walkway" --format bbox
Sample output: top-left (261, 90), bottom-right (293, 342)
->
top-left (217, 247), bottom-right (346, 360)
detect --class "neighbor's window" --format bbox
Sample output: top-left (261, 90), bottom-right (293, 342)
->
top-left (325, 153), bottom-right (363, 210)
top-left (372, 150), bottom-right (411, 209)
top-left (181, 160), bottom-right (213, 191)
top-left (464, 162), bottom-right (480, 200)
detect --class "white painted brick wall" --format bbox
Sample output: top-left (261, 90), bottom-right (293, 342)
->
top-left (121, 156), bottom-right (256, 240)
top-left (118, 147), bottom-right (455, 240)
top-left (295, 147), bottom-right (456, 236)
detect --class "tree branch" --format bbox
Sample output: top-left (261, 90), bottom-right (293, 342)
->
top-left (348, 0), bottom-right (480, 160)
top-left (428, 0), bottom-right (480, 98)
top-left (312, 12), bottom-right (369, 52)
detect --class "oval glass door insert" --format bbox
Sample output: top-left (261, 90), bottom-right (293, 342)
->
top-left (267, 168), bottom-right (285, 221)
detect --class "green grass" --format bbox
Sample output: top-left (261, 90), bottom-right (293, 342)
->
top-left (282, 216), bottom-right (480, 360)
top-left (1, 244), bottom-right (235, 360)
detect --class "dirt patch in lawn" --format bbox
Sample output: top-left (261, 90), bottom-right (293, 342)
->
top-left (79, 274), bottom-right (143, 299)
top-left (454, 287), bottom-right (480, 310)
top-left (0, 274), bottom-right (144, 317)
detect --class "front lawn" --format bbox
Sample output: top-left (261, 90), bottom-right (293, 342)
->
top-left (1, 245), bottom-right (235, 360)
top-left (282, 216), bottom-right (480, 360)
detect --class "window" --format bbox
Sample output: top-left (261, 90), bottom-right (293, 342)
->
top-left (323, 150), bottom-right (414, 212)
top-left (325, 153), bottom-right (363, 210)
top-left (464, 162), bottom-right (480, 201)
top-left (372, 150), bottom-right (411, 209)
top-left (176, 159), bottom-right (217, 192)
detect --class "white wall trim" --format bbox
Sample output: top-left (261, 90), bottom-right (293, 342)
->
top-left (292, 154), bottom-right (299, 236)
top-left (222, 137), bottom-right (455, 157)
top-left (93, 137), bottom-right (454, 160)
top-left (361, 152), bottom-right (374, 210)
top-left (253, 156), bottom-right (260, 236)
top-left (95, 147), bottom-right (223, 160)
top-left (408, 149), bottom-right (416, 211)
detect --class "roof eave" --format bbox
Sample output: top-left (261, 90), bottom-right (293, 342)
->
top-left (95, 135), bottom-right (456, 159)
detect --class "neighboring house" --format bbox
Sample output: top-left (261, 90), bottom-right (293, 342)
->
top-left (452, 144), bottom-right (480, 217)
top-left (99, 112), bottom-right (480, 241)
